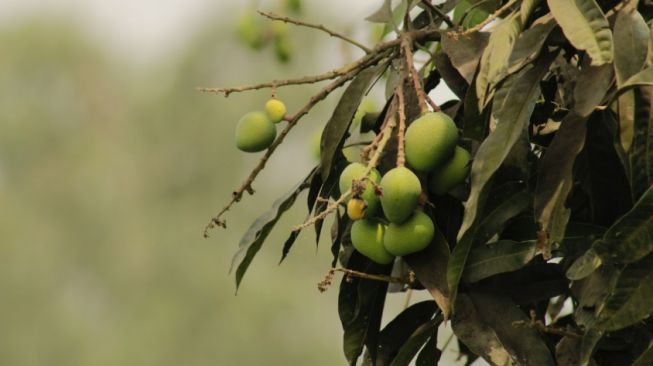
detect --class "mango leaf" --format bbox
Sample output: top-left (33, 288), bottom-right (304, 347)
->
top-left (613, 2), bottom-right (649, 86)
top-left (452, 290), bottom-right (555, 365)
top-left (434, 52), bottom-right (468, 99)
top-left (365, 0), bottom-right (393, 23)
top-left (630, 87), bottom-right (653, 200)
top-left (633, 343), bottom-right (653, 366)
top-left (389, 320), bottom-right (440, 366)
top-left (415, 331), bottom-right (441, 366)
top-left (371, 301), bottom-right (438, 366)
top-left (449, 57), bottom-right (552, 310)
top-left (475, 13), bottom-right (522, 109)
top-left (404, 224), bottom-right (451, 319)
top-left (339, 251), bottom-right (391, 365)
top-left (535, 63), bottom-right (614, 257)
top-left (320, 65), bottom-right (381, 182)
top-left (547, 0), bottom-right (613, 65)
top-left (506, 19), bottom-right (556, 76)
top-left (566, 248), bottom-right (602, 280)
top-left (520, 0), bottom-right (541, 25)
top-left (592, 185), bottom-right (653, 264)
top-left (442, 31), bottom-right (489, 84)
top-left (617, 67), bottom-right (653, 96)
top-left (573, 63), bottom-right (615, 117)
top-left (572, 265), bottom-right (619, 328)
top-left (231, 168), bottom-right (316, 288)
top-left (463, 240), bottom-right (538, 283)
top-left (596, 253), bottom-right (653, 331)
top-left (475, 181), bottom-right (531, 245)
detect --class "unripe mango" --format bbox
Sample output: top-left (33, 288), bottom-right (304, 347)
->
top-left (235, 13), bottom-right (265, 50)
top-left (351, 219), bottom-right (394, 265)
top-left (428, 146), bottom-right (471, 195)
top-left (265, 98), bottom-right (286, 123)
top-left (405, 112), bottom-right (459, 172)
top-left (235, 111), bottom-right (276, 152)
top-left (383, 211), bottom-right (434, 256)
top-left (339, 163), bottom-right (381, 218)
top-left (379, 166), bottom-right (422, 224)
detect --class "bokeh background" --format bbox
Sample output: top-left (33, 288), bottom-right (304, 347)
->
top-left (0, 1), bottom-right (471, 365)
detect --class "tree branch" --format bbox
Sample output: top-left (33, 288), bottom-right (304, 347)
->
top-left (258, 11), bottom-right (371, 53)
top-left (203, 50), bottom-right (391, 236)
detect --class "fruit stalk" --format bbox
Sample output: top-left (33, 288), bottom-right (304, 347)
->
top-left (292, 103), bottom-right (398, 232)
top-left (401, 34), bottom-right (432, 114)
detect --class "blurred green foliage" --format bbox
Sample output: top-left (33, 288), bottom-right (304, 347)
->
top-left (0, 16), bottom-right (357, 366)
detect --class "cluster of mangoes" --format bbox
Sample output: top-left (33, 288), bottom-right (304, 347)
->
top-left (341, 111), bottom-right (471, 264)
top-left (235, 99), bottom-right (286, 152)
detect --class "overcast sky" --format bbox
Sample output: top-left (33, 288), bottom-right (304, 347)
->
top-left (0, 0), bottom-right (379, 63)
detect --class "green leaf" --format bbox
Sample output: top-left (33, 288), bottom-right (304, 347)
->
top-left (573, 63), bottom-right (615, 117)
top-left (320, 65), bottom-right (380, 182)
top-left (613, 2), bottom-right (649, 86)
top-left (593, 185), bottom-right (653, 264)
top-left (534, 112), bottom-right (586, 255)
top-left (449, 57), bottom-right (552, 310)
top-left (442, 31), bottom-right (489, 84)
top-left (566, 248), bottom-right (602, 280)
top-left (232, 169), bottom-right (315, 288)
top-left (617, 67), bottom-right (653, 96)
top-left (389, 320), bottom-right (440, 366)
top-left (365, 0), bottom-right (393, 23)
top-left (475, 13), bottom-right (522, 109)
top-left (506, 19), bottom-right (556, 76)
top-left (339, 251), bottom-right (391, 365)
top-left (415, 331), bottom-right (441, 366)
top-left (463, 240), bottom-right (538, 283)
top-left (597, 253), bottom-right (653, 331)
top-left (547, 0), bottom-right (613, 65)
top-left (434, 52), bottom-right (468, 99)
top-left (633, 342), bottom-right (653, 366)
top-left (404, 225), bottom-right (451, 319)
top-left (535, 63), bottom-right (614, 257)
top-left (373, 301), bottom-right (438, 366)
top-left (475, 181), bottom-right (531, 245)
top-left (452, 290), bottom-right (555, 365)
top-left (520, 0), bottom-right (541, 24)
top-left (630, 87), bottom-right (653, 200)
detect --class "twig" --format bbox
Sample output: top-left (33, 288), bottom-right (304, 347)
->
top-left (401, 35), bottom-right (430, 115)
top-left (318, 267), bottom-right (411, 292)
top-left (512, 309), bottom-right (582, 339)
top-left (461, 0), bottom-right (519, 35)
top-left (203, 51), bottom-right (389, 236)
top-left (396, 74), bottom-right (407, 167)
top-left (199, 27), bottom-right (441, 96)
top-left (293, 104), bottom-right (398, 232)
top-left (258, 11), bottom-right (371, 53)
top-left (419, 0), bottom-right (455, 28)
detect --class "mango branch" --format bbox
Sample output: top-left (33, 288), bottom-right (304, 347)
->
top-left (460, 0), bottom-right (518, 35)
top-left (292, 104), bottom-right (398, 232)
top-left (203, 51), bottom-right (390, 236)
top-left (396, 67), bottom-right (407, 167)
top-left (401, 34), bottom-right (432, 114)
top-left (317, 267), bottom-right (412, 292)
top-left (198, 27), bottom-right (441, 96)
top-left (257, 11), bottom-right (371, 53)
